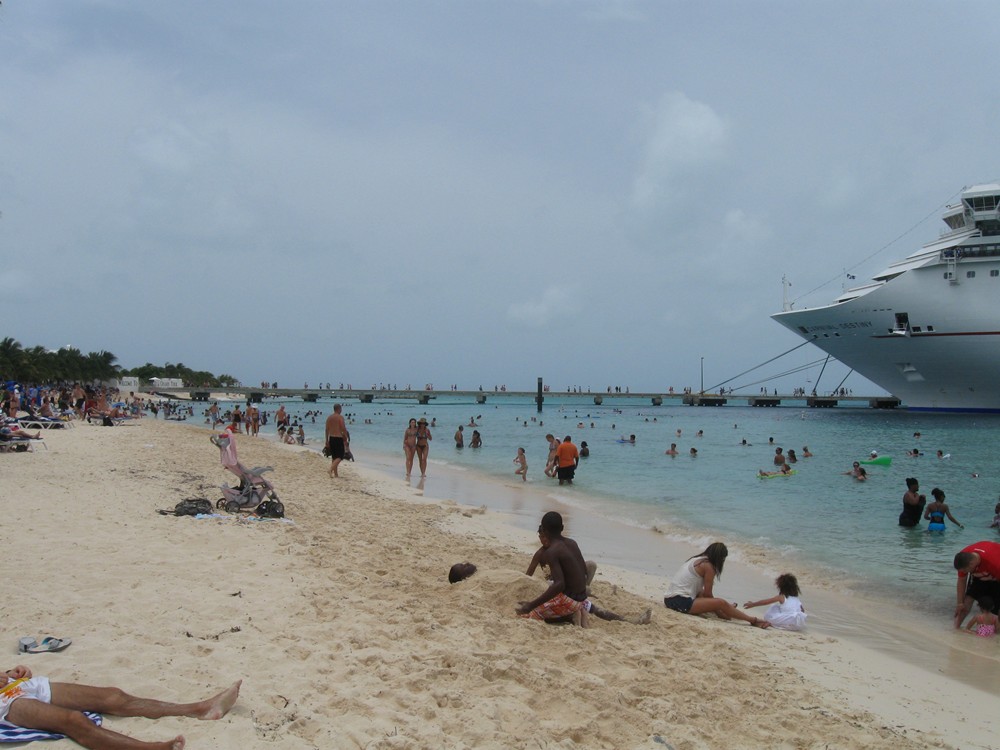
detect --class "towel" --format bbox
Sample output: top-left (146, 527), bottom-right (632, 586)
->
top-left (0, 712), bottom-right (101, 742)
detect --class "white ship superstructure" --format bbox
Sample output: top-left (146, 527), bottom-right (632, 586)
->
top-left (772, 184), bottom-right (1000, 412)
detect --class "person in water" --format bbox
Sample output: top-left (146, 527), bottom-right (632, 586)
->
top-left (924, 488), bottom-right (963, 531)
top-left (899, 477), bottom-right (926, 527)
top-left (845, 462), bottom-right (867, 481)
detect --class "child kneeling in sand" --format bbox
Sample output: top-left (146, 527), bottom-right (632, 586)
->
top-left (744, 573), bottom-right (807, 631)
top-left (964, 604), bottom-right (999, 638)
top-left (0, 664), bottom-right (240, 750)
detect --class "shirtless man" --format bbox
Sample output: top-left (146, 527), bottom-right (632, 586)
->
top-left (524, 525), bottom-right (651, 626)
top-left (325, 404), bottom-right (348, 477)
top-left (773, 447), bottom-right (786, 466)
top-left (454, 425), bottom-right (464, 448)
top-left (0, 664), bottom-right (240, 750)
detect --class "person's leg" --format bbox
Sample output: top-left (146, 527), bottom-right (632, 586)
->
top-left (6, 699), bottom-right (184, 750)
top-left (404, 447), bottom-right (414, 477)
top-left (688, 597), bottom-right (769, 627)
top-left (589, 602), bottom-right (652, 625)
top-left (49, 681), bottom-right (240, 720)
top-left (419, 447), bottom-right (428, 476)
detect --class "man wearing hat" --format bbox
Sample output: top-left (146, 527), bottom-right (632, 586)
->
top-left (415, 418), bottom-right (432, 477)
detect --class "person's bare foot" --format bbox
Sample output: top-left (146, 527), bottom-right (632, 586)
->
top-left (199, 681), bottom-right (241, 720)
top-left (632, 608), bottom-right (652, 625)
top-left (169, 736), bottom-right (185, 750)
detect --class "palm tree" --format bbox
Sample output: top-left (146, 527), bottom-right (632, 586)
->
top-left (0, 337), bottom-right (23, 379)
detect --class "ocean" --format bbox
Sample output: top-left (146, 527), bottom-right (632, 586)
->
top-left (201, 394), bottom-right (999, 617)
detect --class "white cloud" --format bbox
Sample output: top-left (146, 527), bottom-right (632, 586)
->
top-left (631, 92), bottom-right (728, 210)
top-left (507, 285), bottom-right (580, 327)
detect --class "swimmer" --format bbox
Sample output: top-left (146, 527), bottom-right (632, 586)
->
top-left (801, 446), bottom-right (813, 457)
top-left (665, 443), bottom-right (678, 456)
top-left (845, 462), bottom-right (867, 481)
top-left (758, 465), bottom-right (792, 477)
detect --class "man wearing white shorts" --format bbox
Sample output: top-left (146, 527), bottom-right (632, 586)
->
top-left (0, 664), bottom-right (240, 750)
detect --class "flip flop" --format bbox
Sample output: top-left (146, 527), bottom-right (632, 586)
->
top-left (18, 637), bottom-right (37, 654)
top-left (24, 637), bottom-right (72, 653)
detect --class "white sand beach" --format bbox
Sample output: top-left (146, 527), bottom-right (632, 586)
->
top-left (2, 417), bottom-right (996, 749)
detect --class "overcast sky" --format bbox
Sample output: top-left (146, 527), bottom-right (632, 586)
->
top-left (3, 1), bottom-right (996, 392)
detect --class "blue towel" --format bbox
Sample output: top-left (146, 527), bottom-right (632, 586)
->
top-left (0, 712), bottom-right (101, 742)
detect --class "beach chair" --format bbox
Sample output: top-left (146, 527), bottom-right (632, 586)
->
top-left (209, 433), bottom-right (280, 512)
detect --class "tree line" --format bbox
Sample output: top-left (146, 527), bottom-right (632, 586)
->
top-left (0, 337), bottom-right (239, 388)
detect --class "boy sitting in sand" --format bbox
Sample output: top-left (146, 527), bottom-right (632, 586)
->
top-left (0, 665), bottom-right (240, 750)
top-left (518, 513), bottom-right (650, 627)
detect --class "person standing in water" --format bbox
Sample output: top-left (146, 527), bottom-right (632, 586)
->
top-left (899, 477), bottom-right (926, 527)
top-left (924, 487), bottom-right (963, 532)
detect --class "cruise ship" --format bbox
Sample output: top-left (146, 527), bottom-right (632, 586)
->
top-left (772, 184), bottom-right (1000, 412)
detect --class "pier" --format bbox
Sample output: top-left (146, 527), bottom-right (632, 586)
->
top-left (152, 387), bottom-right (901, 410)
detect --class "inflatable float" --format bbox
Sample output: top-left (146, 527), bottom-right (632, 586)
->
top-left (758, 470), bottom-right (797, 479)
top-left (860, 456), bottom-right (892, 466)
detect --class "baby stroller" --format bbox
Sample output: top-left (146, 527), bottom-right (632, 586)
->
top-left (210, 432), bottom-right (281, 513)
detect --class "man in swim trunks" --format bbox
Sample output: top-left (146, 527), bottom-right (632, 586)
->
top-left (555, 436), bottom-right (579, 486)
top-left (953, 540), bottom-right (1000, 627)
top-left (324, 403), bottom-right (348, 478)
top-left (516, 512), bottom-right (589, 622)
top-left (0, 664), bottom-right (240, 750)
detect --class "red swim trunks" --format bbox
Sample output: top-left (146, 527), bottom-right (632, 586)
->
top-left (523, 592), bottom-right (586, 621)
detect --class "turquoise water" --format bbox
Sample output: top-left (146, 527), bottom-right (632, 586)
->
top-left (206, 395), bottom-right (999, 615)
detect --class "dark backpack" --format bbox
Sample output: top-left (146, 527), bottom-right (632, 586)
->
top-left (158, 498), bottom-right (214, 516)
top-left (254, 499), bottom-right (285, 518)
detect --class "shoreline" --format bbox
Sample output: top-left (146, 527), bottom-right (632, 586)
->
top-left (17, 411), bottom-right (992, 747)
top-left (251, 420), bottom-right (1000, 686)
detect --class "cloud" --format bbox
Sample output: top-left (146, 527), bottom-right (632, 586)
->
top-left (631, 91), bottom-right (728, 210)
top-left (507, 285), bottom-right (580, 327)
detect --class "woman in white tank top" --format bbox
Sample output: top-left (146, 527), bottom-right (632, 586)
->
top-left (663, 543), bottom-right (770, 628)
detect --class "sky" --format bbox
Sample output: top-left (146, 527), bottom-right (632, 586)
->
top-left (3, 1), bottom-right (997, 393)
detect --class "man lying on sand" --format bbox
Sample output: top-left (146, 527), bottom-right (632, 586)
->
top-left (0, 664), bottom-right (240, 750)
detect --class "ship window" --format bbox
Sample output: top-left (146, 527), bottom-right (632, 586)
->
top-left (992, 270), bottom-right (999, 277)
top-left (894, 312), bottom-right (910, 331)
top-left (927, 326), bottom-right (935, 331)
top-left (912, 326), bottom-right (922, 333)
top-left (943, 272), bottom-right (954, 280)
top-left (969, 195), bottom-right (1000, 211)
top-left (967, 270), bottom-right (976, 278)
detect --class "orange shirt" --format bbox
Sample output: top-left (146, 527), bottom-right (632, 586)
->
top-left (556, 441), bottom-right (579, 468)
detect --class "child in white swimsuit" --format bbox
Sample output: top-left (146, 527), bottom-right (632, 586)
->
top-left (744, 573), bottom-right (808, 631)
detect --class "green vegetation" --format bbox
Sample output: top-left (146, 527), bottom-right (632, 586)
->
top-left (0, 337), bottom-right (238, 387)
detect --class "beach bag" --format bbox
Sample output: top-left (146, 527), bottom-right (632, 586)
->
top-left (254, 499), bottom-right (285, 518)
top-left (164, 498), bottom-right (214, 516)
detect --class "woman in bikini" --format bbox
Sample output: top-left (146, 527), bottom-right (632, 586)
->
top-left (415, 418), bottom-right (432, 477)
top-left (403, 418), bottom-right (419, 478)
top-left (924, 487), bottom-right (963, 532)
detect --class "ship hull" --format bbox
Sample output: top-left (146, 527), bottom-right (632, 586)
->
top-left (773, 260), bottom-right (1000, 412)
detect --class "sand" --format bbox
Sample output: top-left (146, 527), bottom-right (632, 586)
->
top-left (1, 416), bottom-right (994, 749)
